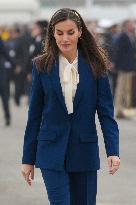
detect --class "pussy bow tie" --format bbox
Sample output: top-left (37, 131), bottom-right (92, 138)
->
top-left (63, 60), bottom-right (79, 114)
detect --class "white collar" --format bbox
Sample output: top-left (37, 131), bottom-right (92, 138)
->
top-left (59, 50), bottom-right (78, 66)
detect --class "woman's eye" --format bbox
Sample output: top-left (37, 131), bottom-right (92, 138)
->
top-left (57, 33), bottom-right (63, 36)
top-left (56, 32), bottom-right (74, 36)
top-left (68, 32), bottom-right (74, 35)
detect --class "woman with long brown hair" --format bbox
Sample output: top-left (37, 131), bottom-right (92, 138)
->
top-left (21, 8), bottom-right (120, 205)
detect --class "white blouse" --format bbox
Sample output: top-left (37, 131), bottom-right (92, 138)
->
top-left (59, 51), bottom-right (79, 114)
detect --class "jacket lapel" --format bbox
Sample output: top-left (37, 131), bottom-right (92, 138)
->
top-left (49, 59), bottom-right (68, 114)
top-left (49, 52), bottom-right (89, 114)
top-left (73, 52), bottom-right (88, 111)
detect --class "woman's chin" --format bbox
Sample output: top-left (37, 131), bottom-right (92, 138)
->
top-left (60, 48), bottom-right (72, 54)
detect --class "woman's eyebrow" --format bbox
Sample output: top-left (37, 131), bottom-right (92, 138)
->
top-left (56, 29), bottom-right (74, 32)
top-left (56, 29), bottom-right (63, 32)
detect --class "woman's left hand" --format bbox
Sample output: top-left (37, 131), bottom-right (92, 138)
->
top-left (107, 156), bottom-right (120, 175)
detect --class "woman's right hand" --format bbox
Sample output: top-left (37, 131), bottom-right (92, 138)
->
top-left (21, 164), bottom-right (34, 186)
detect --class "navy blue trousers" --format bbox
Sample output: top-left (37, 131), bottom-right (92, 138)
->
top-left (41, 169), bottom-right (97, 205)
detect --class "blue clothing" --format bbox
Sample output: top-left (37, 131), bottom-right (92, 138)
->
top-left (114, 32), bottom-right (136, 71)
top-left (0, 38), bottom-right (14, 124)
top-left (0, 38), bottom-right (14, 69)
top-left (41, 169), bottom-right (97, 205)
top-left (22, 52), bottom-right (119, 171)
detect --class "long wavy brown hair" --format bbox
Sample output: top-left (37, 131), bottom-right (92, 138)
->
top-left (34, 8), bottom-right (109, 78)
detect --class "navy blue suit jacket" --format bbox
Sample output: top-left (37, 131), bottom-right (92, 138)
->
top-left (22, 52), bottom-right (119, 171)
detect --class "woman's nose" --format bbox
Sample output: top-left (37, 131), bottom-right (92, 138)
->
top-left (62, 34), bottom-right (69, 41)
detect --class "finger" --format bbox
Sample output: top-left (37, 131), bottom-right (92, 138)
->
top-left (113, 161), bottom-right (120, 166)
top-left (25, 170), bottom-right (31, 182)
top-left (111, 168), bottom-right (118, 175)
top-left (108, 157), bottom-right (120, 175)
top-left (26, 171), bottom-right (31, 180)
top-left (112, 161), bottom-right (120, 171)
top-left (26, 173), bottom-right (32, 186)
top-left (21, 171), bottom-right (26, 179)
top-left (108, 158), bottom-right (112, 171)
top-left (108, 158), bottom-right (112, 167)
top-left (21, 170), bottom-right (31, 185)
top-left (109, 167), bottom-right (119, 175)
top-left (27, 178), bottom-right (32, 186)
top-left (31, 169), bottom-right (34, 180)
top-left (113, 164), bottom-right (120, 168)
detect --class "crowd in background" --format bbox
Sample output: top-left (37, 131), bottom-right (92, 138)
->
top-left (0, 18), bottom-right (136, 126)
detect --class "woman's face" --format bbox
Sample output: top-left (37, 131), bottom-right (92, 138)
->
top-left (54, 19), bottom-right (81, 54)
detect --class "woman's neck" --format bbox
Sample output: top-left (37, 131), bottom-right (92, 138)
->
top-left (60, 49), bottom-right (78, 64)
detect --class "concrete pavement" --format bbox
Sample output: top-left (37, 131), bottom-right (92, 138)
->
top-left (0, 97), bottom-right (136, 205)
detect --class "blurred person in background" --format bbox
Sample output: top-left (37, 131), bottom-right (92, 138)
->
top-left (21, 8), bottom-right (120, 205)
top-left (0, 28), bottom-right (14, 126)
top-left (114, 20), bottom-right (136, 118)
top-left (86, 20), bottom-right (98, 38)
top-left (0, 26), bottom-right (13, 101)
top-left (103, 24), bottom-right (120, 97)
top-left (133, 57), bottom-right (136, 106)
top-left (25, 20), bottom-right (48, 103)
top-left (131, 24), bottom-right (136, 108)
top-left (20, 24), bottom-right (33, 94)
top-left (86, 20), bottom-right (105, 45)
top-left (7, 26), bottom-right (26, 106)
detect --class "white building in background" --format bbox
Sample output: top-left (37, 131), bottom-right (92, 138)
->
top-left (39, 0), bottom-right (136, 24)
top-left (0, 0), bottom-right (136, 25)
top-left (0, 0), bottom-right (40, 24)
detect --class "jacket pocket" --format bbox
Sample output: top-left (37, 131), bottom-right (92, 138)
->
top-left (79, 132), bottom-right (98, 143)
top-left (38, 130), bottom-right (57, 142)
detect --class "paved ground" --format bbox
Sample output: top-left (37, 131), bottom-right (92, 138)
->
top-left (0, 97), bottom-right (136, 205)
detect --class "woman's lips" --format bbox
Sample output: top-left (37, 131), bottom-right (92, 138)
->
top-left (61, 44), bottom-right (71, 48)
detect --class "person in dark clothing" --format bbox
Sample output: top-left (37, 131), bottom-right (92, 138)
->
top-left (25, 20), bottom-right (48, 103)
top-left (8, 27), bottom-right (26, 106)
top-left (103, 24), bottom-right (120, 98)
top-left (131, 36), bottom-right (136, 107)
top-left (114, 20), bottom-right (136, 118)
top-left (0, 36), bottom-right (14, 126)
